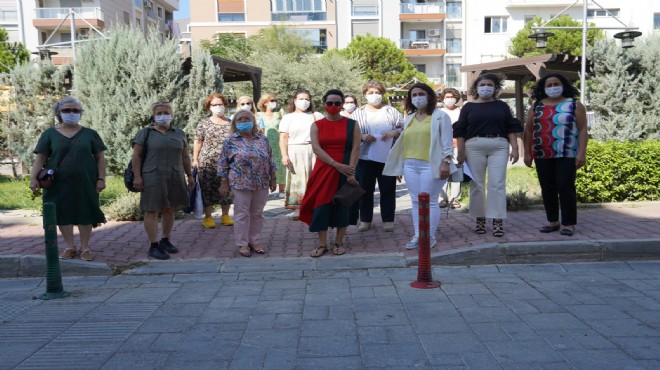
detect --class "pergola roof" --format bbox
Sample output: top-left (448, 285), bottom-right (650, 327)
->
top-left (182, 55), bottom-right (262, 102)
top-left (460, 53), bottom-right (585, 82)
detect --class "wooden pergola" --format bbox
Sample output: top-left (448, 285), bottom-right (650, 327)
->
top-left (182, 55), bottom-right (262, 103)
top-left (460, 53), bottom-right (585, 120)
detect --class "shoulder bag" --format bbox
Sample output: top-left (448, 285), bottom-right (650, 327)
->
top-left (124, 127), bottom-right (152, 192)
top-left (37, 128), bottom-right (85, 189)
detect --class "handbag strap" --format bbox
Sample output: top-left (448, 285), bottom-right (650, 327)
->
top-left (52, 127), bottom-right (85, 170)
top-left (140, 127), bottom-right (152, 165)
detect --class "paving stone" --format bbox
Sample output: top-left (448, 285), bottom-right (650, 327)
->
top-left (100, 352), bottom-right (169, 370)
top-left (460, 352), bottom-right (502, 369)
top-left (14, 342), bottom-right (118, 370)
top-left (296, 356), bottom-right (363, 370)
top-left (172, 272), bottom-right (238, 283)
top-left (585, 318), bottom-right (660, 337)
top-left (360, 343), bottom-right (429, 367)
top-left (559, 349), bottom-right (645, 370)
top-left (485, 340), bottom-right (565, 364)
top-left (441, 282), bottom-right (492, 295)
top-left (254, 299), bottom-right (304, 314)
top-left (419, 332), bottom-right (488, 354)
top-left (608, 336), bottom-right (660, 360)
top-left (262, 347), bottom-right (298, 370)
top-left (456, 306), bottom-right (521, 323)
top-left (298, 335), bottom-right (359, 357)
top-left (241, 328), bottom-right (300, 349)
top-left (126, 261), bottom-right (222, 275)
top-left (301, 319), bottom-right (356, 337)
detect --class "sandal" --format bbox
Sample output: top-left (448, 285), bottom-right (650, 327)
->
top-left (80, 249), bottom-right (94, 261)
top-left (475, 217), bottom-right (486, 234)
top-left (310, 245), bottom-right (327, 258)
top-left (60, 248), bottom-right (78, 259)
top-left (493, 219), bottom-right (504, 237)
top-left (439, 199), bottom-right (450, 208)
top-left (239, 245), bottom-right (252, 257)
top-left (450, 199), bottom-right (461, 209)
top-left (332, 243), bottom-right (346, 256)
top-left (249, 243), bottom-right (265, 254)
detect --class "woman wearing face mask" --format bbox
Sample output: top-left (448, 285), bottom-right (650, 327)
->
top-left (192, 93), bottom-right (234, 229)
top-left (523, 73), bottom-right (587, 237)
top-left (256, 93), bottom-right (286, 197)
top-left (279, 88), bottom-right (324, 219)
top-left (351, 80), bottom-right (403, 233)
top-left (131, 102), bottom-right (195, 260)
top-left (383, 83), bottom-right (455, 249)
top-left (235, 96), bottom-right (257, 115)
top-left (439, 87), bottom-right (463, 209)
top-left (454, 73), bottom-right (523, 237)
top-left (300, 89), bottom-right (361, 257)
top-left (218, 111), bottom-right (277, 257)
top-left (29, 97), bottom-right (107, 262)
top-left (340, 93), bottom-right (360, 118)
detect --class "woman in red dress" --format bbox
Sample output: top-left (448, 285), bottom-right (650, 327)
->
top-left (300, 89), bottom-right (361, 257)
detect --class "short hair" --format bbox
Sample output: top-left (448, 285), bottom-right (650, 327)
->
top-left (343, 93), bottom-right (361, 107)
top-left (440, 87), bottom-right (461, 102)
top-left (468, 73), bottom-right (504, 99)
top-left (230, 110), bottom-right (259, 135)
top-left (362, 80), bottom-right (386, 95)
top-left (204, 92), bottom-right (228, 111)
top-left (257, 93), bottom-right (276, 112)
top-left (151, 101), bottom-right (172, 116)
top-left (286, 88), bottom-right (314, 113)
top-left (53, 96), bottom-right (83, 122)
top-left (235, 96), bottom-right (256, 114)
top-left (322, 89), bottom-right (344, 103)
top-left (531, 72), bottom-right (579, 102)
top-left (404, 83), bottom-right (437, 115)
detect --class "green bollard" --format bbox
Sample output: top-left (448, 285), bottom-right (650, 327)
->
top-left (39, 202), bottom-right (70, 300)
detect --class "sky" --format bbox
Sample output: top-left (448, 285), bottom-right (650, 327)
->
top-left (174, 0), bottom-right (190, 19)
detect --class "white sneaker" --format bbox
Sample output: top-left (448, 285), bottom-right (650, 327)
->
top-left (383, 222), bottom-right (394, 232)
top-left (358, 222), bottom-right (372, 232)
top-left (405, 237), bottom-right (419, 250)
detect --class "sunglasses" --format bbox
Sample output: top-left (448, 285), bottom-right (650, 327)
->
top-left (61, 109), bottom-right (81, 113)
top-left (269, 99), bottom-right (277, 102)
top-left (240, 103), bottom-right (252, 106)
top-left (325, 101), bottom-right (342, 107)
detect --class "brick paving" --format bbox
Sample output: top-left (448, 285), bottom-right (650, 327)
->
top-left (1, 187), bottom-right (658, 266)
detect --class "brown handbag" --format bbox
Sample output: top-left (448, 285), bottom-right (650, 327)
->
top-left (332, 182), bottom-right (366, 207)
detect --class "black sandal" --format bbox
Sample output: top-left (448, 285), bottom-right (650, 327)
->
top-left (332, 243), bottom-right (346, 256)
top-left (476, 217), bottom-right (486, 234)
top-left (493, 219), bottom-right (504, 237)
top-left (311, 245), bottom-right (327, 258)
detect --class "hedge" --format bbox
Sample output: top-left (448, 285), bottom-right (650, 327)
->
top-left (577, 140), bottom-right (660, 203)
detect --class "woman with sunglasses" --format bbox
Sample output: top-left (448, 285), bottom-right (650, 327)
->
top-left (29, 97), bottom-right (107, 261)
top-left (279, 88), bottom-right (324, 219)
top-left (256, 93), bottom-right (286, 197)
top-left (300, 89), bottom-right (361, 257)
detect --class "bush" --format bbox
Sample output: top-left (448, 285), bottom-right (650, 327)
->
top-left (576, 140), bottom-right (660, 202)
top-left (103, 192), bottom-right (142, 221)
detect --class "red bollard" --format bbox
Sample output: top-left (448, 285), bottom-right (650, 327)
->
top-left (410, 192), bottom-right (441, 289)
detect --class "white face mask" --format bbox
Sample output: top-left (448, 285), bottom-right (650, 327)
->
top-left (154, 115), bottom-right (172, 126)
top-left (411, 96), bottom-right (428, 109)
top-left (545, 86), bottom-right (564, 98)
top-left (239, 103), bottom-right (252, 111)
top-left (267, 102), bottom-right (277, 110)
top-left (295, 99), bottom-right (310, 111)
top-left (443, 98), bottom-right (457, 107)
top-left (477, 86), bottom-right (495, 98)
top-left (210, 106), bottom-right (225, 116)
top-left (61, 113), bottom-right (81, 125)
top-left (343, 103), bottom-right (356, 113)
top-left (366, 94), bottom-right (382, 105)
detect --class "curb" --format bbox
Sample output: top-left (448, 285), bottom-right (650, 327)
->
top-left (0, 255), bottom-right (112, 278)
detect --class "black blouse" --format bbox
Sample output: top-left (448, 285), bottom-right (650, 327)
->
top-left (453, 100), bottom-right (523, 140)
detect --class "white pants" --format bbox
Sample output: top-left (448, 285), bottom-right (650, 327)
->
top-left (465, 137), bottom-right (509, 219)
top-left (403, 159), bottom-right (445, 238)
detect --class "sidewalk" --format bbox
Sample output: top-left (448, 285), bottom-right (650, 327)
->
top-left (1, 185), bottom-right (659, 270)
top-left (1, 260), bottom-right (659, 369)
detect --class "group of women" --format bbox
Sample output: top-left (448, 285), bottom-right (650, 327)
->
top-left (29, 71), bottom-right (587, 261)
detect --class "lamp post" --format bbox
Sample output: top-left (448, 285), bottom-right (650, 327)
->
top-left (528, 0), bottom-right (642, 104)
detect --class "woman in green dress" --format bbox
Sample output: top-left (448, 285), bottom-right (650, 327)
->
top-left (29, 97), bottom-right (107, 262)
top-left (256, 93), bottom-right (286, 196)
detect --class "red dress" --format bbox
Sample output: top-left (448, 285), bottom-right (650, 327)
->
top-left (299, 117), bottom-right (358, 231)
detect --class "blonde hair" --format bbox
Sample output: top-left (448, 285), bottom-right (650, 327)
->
top-left (257, 93), bottom-right (276, 112)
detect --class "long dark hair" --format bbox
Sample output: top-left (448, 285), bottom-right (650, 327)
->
top-left (286, 88), bottom-right (314, 113)
top-left (468, 73), bottom-right (504, 99)
top-left (404, 83), bottom-right (437, 115)
top-left (531, 72), bottom-right (580, 101)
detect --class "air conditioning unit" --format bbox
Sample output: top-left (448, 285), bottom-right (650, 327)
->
top-left (145, 0), bottom-right (154, 10)
top-left (427, 29), bottom-right (441, 37)
top-left (79, 28), bottom-right (90, 39)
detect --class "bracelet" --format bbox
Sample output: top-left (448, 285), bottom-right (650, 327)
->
top-left (330, 160), bottom-right (336, 167)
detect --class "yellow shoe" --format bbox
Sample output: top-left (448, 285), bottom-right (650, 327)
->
top-left (221, 215), bottom-right (234, 226)
top-left (202, 217), bottom-right (216, 228)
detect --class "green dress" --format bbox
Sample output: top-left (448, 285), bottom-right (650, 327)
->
top-left (34, 127), bottom-right (107, 226)
top-left (257, 111), bottom-right (285, 184)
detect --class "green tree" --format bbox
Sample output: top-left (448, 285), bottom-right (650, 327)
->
top-left (0, 28), bottom-right (30, 73)
top-left (178, 47), bottom-right (223, 134)
top-left (588, 35), bottom-right (660, 141)
top-left (248, 25), bottom-right (315, 61)
top-left (328, 35), bottom-right (427, 88)
top-left (509, 15), bottom-right (604, 57)
top-left (200, 33), bottom-right (252, 61)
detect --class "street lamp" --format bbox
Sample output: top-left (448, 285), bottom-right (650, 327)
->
top-left (528, 0), bottom-right (642, 104)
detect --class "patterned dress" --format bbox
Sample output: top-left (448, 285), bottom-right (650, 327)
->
top-left (33, 127), bottom-right (106, 226)
top-left (217, 132), bottom-right (277, 190)
top-left (532, 98), bottom-right (578, 159)
top-left (194, 118), bottom-right (233, 207)
top-left (257, 111), bottom-right (285, 184)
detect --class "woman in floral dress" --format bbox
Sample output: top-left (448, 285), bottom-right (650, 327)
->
top-left (193, 93), bottom-right (234, 228)
top-left (256, 93), bottom-right (286, 196)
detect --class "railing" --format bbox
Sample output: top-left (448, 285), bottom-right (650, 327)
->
top-left (271, 11), bottom-right (327, 21)
top-left (352, 5), bottom-right (379, 16)
top-left (0, 10), bottom-right (18, 22)
top-left (35, 7), bottom-right (104, 21)
top-left (400, 39), bottom-right (444, 50)
top-left (400, 1), bottom-right (444, 15)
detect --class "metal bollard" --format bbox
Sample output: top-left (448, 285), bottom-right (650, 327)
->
top-left (410, 192), bottom-right (440, 289)
top-left (39, 202), bottom-right (70, 300)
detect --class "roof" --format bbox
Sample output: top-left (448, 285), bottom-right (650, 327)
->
top-left (182, 55), bottom-right (262, 102)
top-left (460, 53), bottom-right (586, 82)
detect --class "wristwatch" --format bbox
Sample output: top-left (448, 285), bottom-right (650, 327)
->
top-left (443, 158), bottom-right (452, 164)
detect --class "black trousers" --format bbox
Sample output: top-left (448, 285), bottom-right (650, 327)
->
top-left (534, 157), bottom-right (577, 226)
top-left (358, 159), bottom-right (396, 223)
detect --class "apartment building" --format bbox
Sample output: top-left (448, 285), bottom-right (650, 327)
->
top-left (10, 0), bottom-right (179, 65)
top-left (1, 0), bottom-right (21, 43)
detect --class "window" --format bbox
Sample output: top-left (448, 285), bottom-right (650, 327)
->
top-left (272, 0), bottom-right (327, 21)
top-left (524, 16), bottom-right (535, 25)
top-left (124, 11), bottom-right (130, 25)
top-left (446, 38), bottom-right (461, 53)
top-left (587, 8), bottom-right (619, 17)
top-left (413, 64), bottom-right (426, 73)
top-left (446, 1), bottom-right (462, 19)
top-left (218, 13), bottom-right (245, 21)
top-left (157, 7), bottom-right (163, 18)
top-left (352, 5), bottom-right (379, 16)
top-left (409, 30), bottom-right (426, 40)
top-left (447, 63), bottom-right (462, 87)
top-left (0, 9), bottom-right (18, 22)
top-left (287, 28), bottom-right (327, 53)
top-left (484, 16), bottom-right (507, 33)
top-left (654, 13), bottom-right (660, 30)
top-left (218, 0), bottom-right (245, 22)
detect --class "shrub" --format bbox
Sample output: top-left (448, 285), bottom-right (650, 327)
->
top-left (103, 192), bottom-right (142, 221)
top-left (576, 140), bottom-right (660, 202)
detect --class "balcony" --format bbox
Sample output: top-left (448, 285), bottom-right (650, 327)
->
top-left (400, 38), bottom-right (445, 57)
top-left (400, 2), bottom-right (446, 22)
top-left (33, 7), bottom-right (104, 29)
top-left (1, 9), bottom-right (18, 23)
top-left (271, 11), bottom-right (327, 22)
top-left (505, 0), bottom-right (575, 7)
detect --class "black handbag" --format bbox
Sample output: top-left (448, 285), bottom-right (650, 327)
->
top-left (37, 128), bottom-right (84, 189)
top-left (124, 128), bottom-right (151, 192)
top-left (332, 182), bottom-right (365, 207)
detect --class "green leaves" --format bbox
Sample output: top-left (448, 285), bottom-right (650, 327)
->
top-left (0, 27), bottom-right (29, 74)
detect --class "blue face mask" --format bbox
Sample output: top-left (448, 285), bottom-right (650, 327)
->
top-left (236, 121), bottom-right (254, 133)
